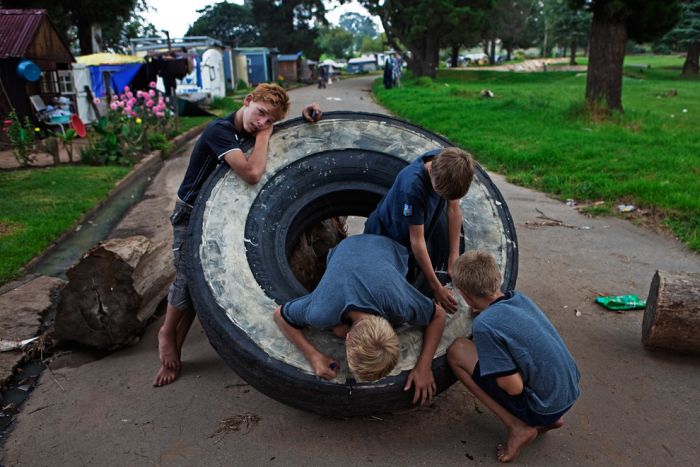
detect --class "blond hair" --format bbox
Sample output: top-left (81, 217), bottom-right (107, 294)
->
top-left (430, 147), bottom-right (475, 200)
top-left (452, 250), bottom-right (502, 297)
top-left (249, 83), bottom-right (290, 121)
top-left (346, 315), bottom-right (399, 382)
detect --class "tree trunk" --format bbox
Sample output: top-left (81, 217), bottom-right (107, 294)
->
top-left (54, 236), bottom-right (174, 349)
top-left (77, 20), bottom-right (93, 55)
top-left (682, 42), bottom-right (699, 77)
top-left (450, 44), bottom-right (460, 68)
top-left (489, 40), bottom-right (496, 64)
top-left (506, 47), bottom-right (512, 61)
top-left (585, 12), bottom-right (627, 113)
top-left (570, 40), bottom-right (578, 65)
top-left (642, 270), bottom-right (700, 354)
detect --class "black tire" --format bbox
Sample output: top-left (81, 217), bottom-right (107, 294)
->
top-left (186, 111), bottom-right (517, 417)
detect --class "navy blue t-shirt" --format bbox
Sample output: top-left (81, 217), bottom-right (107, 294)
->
top-left (281, 234), bottom-right (435, 330)
top-left (363, 150), bottom-right (445, 249)
top-left (177, 111), bottom-right (250, 206)
top-left (473, 291), bottom-right (581, 415)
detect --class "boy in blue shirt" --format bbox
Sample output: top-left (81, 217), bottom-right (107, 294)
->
top-left (364, 147), bottom-right (474, 313)
top-left (274, 234), bottom-right (448, 405)
top-left (447, 251), bottom-right (580, 463)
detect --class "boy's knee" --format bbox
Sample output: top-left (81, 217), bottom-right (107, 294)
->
top-left (447, 337), bottom-right (470, 367)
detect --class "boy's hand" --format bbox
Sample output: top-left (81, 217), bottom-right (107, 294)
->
top-left (405, 364), bottom-right (436, 405)
top-left (310, 353), bottom-right (339, 380)
top-left (302, 103), bottom-right (322, 122)
top-left (255, 123), bottom-right (273, 139)
top-left (434, 285), bottom-right (457, 313)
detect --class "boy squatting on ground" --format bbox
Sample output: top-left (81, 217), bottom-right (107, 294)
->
top-left (273, 234), bottom-right (450, 405)
top-left (447, 251), bottom-right (580, 463)
top-left (154, 84), bottom-right (322, 387)
top-left (363, 147), bottom-right (474, 314)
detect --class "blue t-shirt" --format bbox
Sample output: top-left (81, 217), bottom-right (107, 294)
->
top-left (364, 150), bottom-right (446, 249)
top-left (177, 111), bottom-right (250, 205)
top-left (473, 291), bottom-right (581, 415)
top-left (281, 234), bottom-right (435, 329)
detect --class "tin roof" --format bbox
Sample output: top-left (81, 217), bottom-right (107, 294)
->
top-left (0, 9), bottom-right (46, 59)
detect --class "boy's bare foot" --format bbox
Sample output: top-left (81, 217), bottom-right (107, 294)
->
top-left (538, 417), bottom-right (564, 434)
top-left (153, 364), bottom-right (180, 387)
top-left (496, 426), bottom-right (538, 463)
top-left (158, 327), bottom-right (180, 370)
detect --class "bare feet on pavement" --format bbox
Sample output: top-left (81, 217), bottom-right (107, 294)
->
top-left (158, 327), bottom-right (180, 371)
top-left (496, 425), bottom-right (538, 463)
top-left (538, 417), bottom-right (564, 434)
top-left (153, 364), bottom-right (180, 387)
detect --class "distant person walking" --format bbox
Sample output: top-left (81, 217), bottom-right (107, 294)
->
top-left (392, 56), bottom-right (403, 88)
top-left (318, 65), bottom-right (328, 89)
top-left (383, 58), bottom-right (393, 89)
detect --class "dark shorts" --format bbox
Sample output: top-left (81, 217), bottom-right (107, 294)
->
top-left (472, 361), bottom-right (569, 427)
top-left (167, 199), bottom-right (193, 311)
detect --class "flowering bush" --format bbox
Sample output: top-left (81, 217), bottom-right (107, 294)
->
top-left (2, 110), bottom-right (40, 166)
top-left (81, 83), bottom-right (175, 165)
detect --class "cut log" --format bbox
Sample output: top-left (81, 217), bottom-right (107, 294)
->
top-left (642, 270), bottom-right (700, 354)
top-left (54, 235), bottom-right (174, 349)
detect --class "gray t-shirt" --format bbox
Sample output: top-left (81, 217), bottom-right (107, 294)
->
top-left (281, 234), bottom-right (435, 329)
top-left (473, 291), bottom-right (581, 415)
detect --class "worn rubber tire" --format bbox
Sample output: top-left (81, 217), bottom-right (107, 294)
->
top-left (186, 111), bottom-right (517, 417)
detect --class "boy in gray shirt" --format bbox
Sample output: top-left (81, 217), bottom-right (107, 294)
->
top-left (447, 251), bottom-right (580, 463)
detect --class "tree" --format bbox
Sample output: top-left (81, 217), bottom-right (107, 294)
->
top-left (1, 0), bottom-right (139, 55)
top-left (102, 0), bottom-right (159, 53)
top-left (187, 1), bottom-right (259, 47)
top-left (338, 12), bottom-right (378, 53)
top-left (359, 0), bottom-right (495, 78)
top-left (361, 33), bottom-right (388, 53)
top-left (495, 0), bottom-right (539, 61)
top-left (442, 2), bottom-right (493, 67)
top-left (315, 26), bottom-right (355, 59)
top-left (250, 0), bottom-right (327, 58)
top-left (570, 0), bottom-right (681, 112)
top-left (660, 0), bottom-right (700, 76)
top-left (546, 0), bottom-right (591, 64)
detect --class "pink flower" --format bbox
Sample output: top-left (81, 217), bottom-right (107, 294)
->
top-left (118, 101), bottom-right (125, 108)
top-left (110, 102), bottom-right (118, 110)
top-left (148, 89), bottom-right (156, 97)
top-left (93, 97), bottom-right (101, 105)
top-left (126, 91), bottom-right (134, 99)
top-left (136, 90), bottom-right (144, 98)
top-left (165, 97), bottom-right (170, 103)
top-left (156, 111), bottom-right (165, 118)
top-left (119, 94), bottom-right (125, 100)
top-left (128, 98), bottom-right (137, 106)
top-left (149, 81), bottom-right (156, 88)
top-left (124, 86), bottom-right (130, 93)
top-left (111, 95), bottom-right (118, 101)
top-left (146, 99), bottom-right (155, 107)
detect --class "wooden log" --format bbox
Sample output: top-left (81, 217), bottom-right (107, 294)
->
top-left (642, 270), bottom-right (700, 354)
top-left (54, 235), bottom-right (174, 349)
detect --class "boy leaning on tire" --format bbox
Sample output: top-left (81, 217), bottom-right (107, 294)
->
top-left (154, 84), bottom-right (322, 387)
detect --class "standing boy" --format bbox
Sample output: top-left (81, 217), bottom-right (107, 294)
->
top-left (154, 84), bottom-right (321, 387)
top-left (273, 234), bottom-right (448, 405)
top-left (364, 147), bottom-right (474, 313)
top-left (447, 251), bottom-right (580, 463)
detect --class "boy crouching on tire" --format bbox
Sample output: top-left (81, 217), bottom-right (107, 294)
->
top-left (447, 251), bottom-right (580, 463)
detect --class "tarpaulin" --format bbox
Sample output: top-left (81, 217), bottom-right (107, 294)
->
top-left (88, 63), bottom-right (143, 97)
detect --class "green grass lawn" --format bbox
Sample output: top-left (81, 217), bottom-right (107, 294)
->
top-left (0, 166), bottom-right (130, 282)
top-left (373, 58), bottom-right (700, 250)
top-left (0, 96), bottom-right (243, 284)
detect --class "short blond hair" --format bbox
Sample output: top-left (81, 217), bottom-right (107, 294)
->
top-left (249, 83), bottom-right (290, 121)
top-left (346, 315), bottom-right (399, 382)
top-left (431, 147), bottom-right (475, 200)
top-left (452, 250), bottom-right (502, 297)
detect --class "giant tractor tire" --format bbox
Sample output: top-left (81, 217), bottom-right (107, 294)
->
top-left (186, 112), bottom-right (517, 417)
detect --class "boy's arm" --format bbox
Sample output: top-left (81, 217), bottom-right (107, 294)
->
top-left (447, 199), bottom-right (462, 275)
top-left (409, 224), bottom-right (457, 313)
top-left (273, 306), bottom-right (339, 380)
top-left (222, 125), bottom-right (273, 184)
top-left (404, 304), bottom-right (446, 405)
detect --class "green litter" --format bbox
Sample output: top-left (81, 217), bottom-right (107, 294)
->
top-left (595, 294), bottom-right (647, 311)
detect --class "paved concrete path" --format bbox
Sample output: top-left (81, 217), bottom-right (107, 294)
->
top-left (3, 76), bottom-right (700, 466)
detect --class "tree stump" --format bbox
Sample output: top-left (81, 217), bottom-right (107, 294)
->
top-left (642, 270), bottom-right (700, 354)
top-left (55, 235), bottom-right (174, 349)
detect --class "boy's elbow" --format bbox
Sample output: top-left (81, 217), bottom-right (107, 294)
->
top-left (240, 167), bottom-right (263, 185)
top-left (432, 304), bottom-right (447, 324)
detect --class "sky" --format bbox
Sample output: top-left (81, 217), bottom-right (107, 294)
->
top-left (142, 0), bottom-right (380, 39)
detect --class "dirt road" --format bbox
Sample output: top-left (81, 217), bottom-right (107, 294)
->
top-left (2, 76), bottom-right (699, 466)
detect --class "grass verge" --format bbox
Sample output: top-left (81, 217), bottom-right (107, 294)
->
top-left (373, 57), bottom-right (700, 250)
top-left (0, 166), bottom-right (130, 282)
